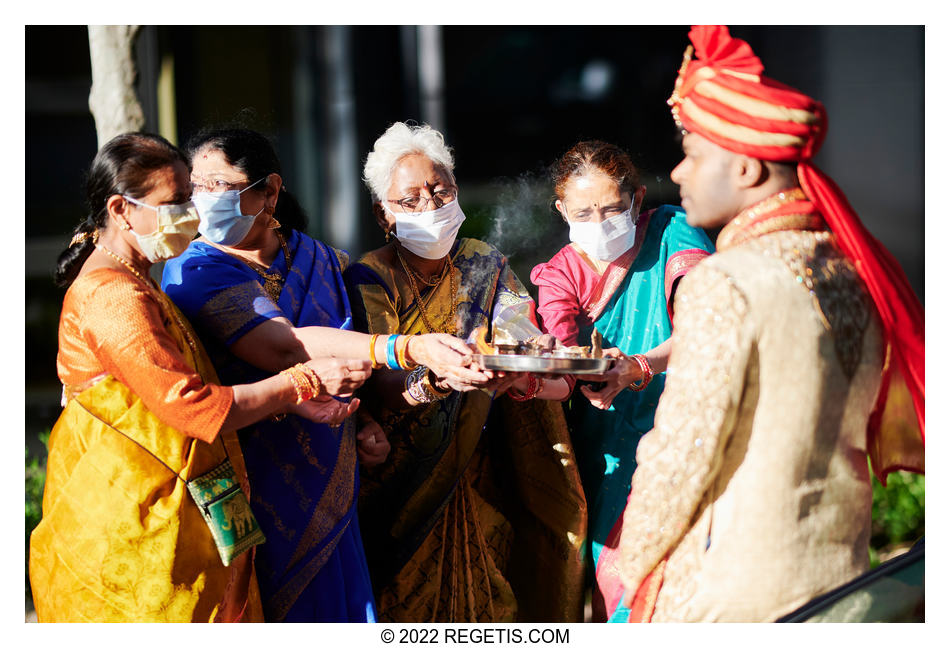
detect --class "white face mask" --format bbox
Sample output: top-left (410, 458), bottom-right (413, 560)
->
top-left (567, 200), bottom-right (638, 262)
top-left (123, 196), bottom-right (200, 262)
top-left (386, 199), bottom-right (466, 260)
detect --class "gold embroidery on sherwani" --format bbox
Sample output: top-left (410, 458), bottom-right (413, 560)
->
top-left (751, 231), bottom-right (870, 379)
top-left (619, 264), bottom-right (749, 601)
top-left (717, 189), bottom-right (870, 379)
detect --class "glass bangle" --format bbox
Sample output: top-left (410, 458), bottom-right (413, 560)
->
top-left (386, 334), bottom-right (401, 370)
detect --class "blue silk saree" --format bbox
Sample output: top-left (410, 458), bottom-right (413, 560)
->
top-left (161, 230), bottom-right (376, 622)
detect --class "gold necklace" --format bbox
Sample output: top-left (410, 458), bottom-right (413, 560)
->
top-left (405, 255), bottom-right (449, 287)
top-left (395, 246), bottom-right (458, 334)
top-left (96, 244), bottom-right (200, 359)
top-left (229, 231), bottom-right (293, 303)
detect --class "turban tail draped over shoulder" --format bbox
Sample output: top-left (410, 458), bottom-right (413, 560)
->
top-left (668, 25), bottom-right (924, 482)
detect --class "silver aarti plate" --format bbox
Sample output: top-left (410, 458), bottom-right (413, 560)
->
top-left (474, 354), bottom-right (612, 375)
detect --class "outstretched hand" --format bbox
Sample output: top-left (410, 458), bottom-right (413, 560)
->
top-left (410, 333), bottom-right (491, 392)
top-left (409, 334), bottom-right (473, 373)
top-left (290, 395), bottom-right (360, 426)
top-left (478, 369), bottom-right (526, 394)
top-left (304, 357), bottom-right (372, 397)
top-left (579, 348), bottom-right (641, 410)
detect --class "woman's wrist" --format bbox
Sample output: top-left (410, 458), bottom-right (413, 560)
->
top-left (382, 334), bottom-right (418, 371)
top-left (369, 333), bottom-right (384, 369)
top-left (509, 374), bottom-right (543, 401)
top-left (405, 365), bottom-right (451, 404)
top-left (626, 354), bottom-right (654, 392)
top-left (397, 335), bottom-right (418, 370)
top-left (280, 363), bottom-right (324, 403)
top-left (405, 335), bottom-right (420, 366)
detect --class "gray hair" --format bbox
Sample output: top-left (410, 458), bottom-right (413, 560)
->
top-left (362, 122), bottom-right (455, 200)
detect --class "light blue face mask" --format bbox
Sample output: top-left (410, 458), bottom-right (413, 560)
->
top-left (192, 176), bottom-right (267, 246)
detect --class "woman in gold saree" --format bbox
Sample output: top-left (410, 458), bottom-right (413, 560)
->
top-left (343, 122), bottom-right (587, 622)
top-left (29, 133), bottom-right (363, 622)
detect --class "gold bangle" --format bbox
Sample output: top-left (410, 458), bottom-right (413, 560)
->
top-left (281, 366), bottom-right (307, 404)
top-left (396, 335), bottom-right (417, 370)
top-left (297, 363), bottom-right (324, 398)
top-left (281, 363), bottom-right (321, 403)
top-left (369, 334), bottom-right (382, 369)
top-left (402, 334), bottom-right (419, 369)
top-left (292, 366), bottom-right (314, 402)
top-left (395, 335), bottom-right (407, 370)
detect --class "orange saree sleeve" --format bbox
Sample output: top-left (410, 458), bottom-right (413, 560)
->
top-left (57, 268), bottom-right (233, 443)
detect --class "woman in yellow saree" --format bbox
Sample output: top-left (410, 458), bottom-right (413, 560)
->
top-left (344, 122), bottom-right (587, 622)
top-left (29, 133), bottom-right (364, 622)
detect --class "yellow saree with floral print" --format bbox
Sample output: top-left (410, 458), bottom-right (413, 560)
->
top-left (29, 269), bottom-right (263, 622)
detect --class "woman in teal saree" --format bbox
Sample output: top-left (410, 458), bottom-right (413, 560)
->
top-left (530, 140), bottom-right (714, 621)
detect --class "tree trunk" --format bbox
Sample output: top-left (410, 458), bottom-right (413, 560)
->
top-left (87, 25), bottom-right (145, 148)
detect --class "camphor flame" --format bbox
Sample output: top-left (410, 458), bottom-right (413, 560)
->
top-left (472, 325), bottom-right (495, 355)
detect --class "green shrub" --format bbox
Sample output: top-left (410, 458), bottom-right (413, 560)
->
top-left (869, 467), bottom-right (925, 567)
top-left (25, 430), bottom-right (49, 599)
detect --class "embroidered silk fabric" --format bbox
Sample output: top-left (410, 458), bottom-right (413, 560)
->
top-left (29, 268), bottom-right (263, 622)
top-left (670, 25), bottom-right (924, 482)
top-left (531, 206), bottom-right (712, 622)
top-left (344, 237), bottom-right (587, 622)
top-left (162, 230), bottom-right (375, 622)
top-left (55, 268), bottom-right (233, 440)
top-left (619, 229), bottom-right (884, 621)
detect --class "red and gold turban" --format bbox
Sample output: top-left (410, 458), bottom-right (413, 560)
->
top-left (670, 25), bottom-right (924, 482)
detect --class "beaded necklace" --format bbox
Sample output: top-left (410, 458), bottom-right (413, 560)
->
top-left (394, 245), bottom-right (459, 335)
top-left (225, 231), bottom-right (293, 303)
top-left (96, 243), bottom-right (200, 360)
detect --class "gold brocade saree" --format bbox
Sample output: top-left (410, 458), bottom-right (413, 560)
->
top-left (344, 238), bottom-right (587, 622)
top-left (29, 272), bottom-right (262, 622)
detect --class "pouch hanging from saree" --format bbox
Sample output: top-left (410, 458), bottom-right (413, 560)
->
top-left (186, 459), bottom-right (266, 566)
top-left (67, 374), bottom-right (266, 568)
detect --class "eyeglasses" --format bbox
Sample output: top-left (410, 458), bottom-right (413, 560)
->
top-left (386, 188), bottom-right (457, 213)
top-left (191, 177), bottom-right (263, 194)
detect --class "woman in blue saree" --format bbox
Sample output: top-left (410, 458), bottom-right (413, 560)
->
top-left (162, 127), bottom-right (473, 622)
top-left (530, 141), bottom-right (714, 621)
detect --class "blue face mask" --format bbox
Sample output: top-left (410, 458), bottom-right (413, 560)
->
top-left (192, 177), bottom-right (266, 246)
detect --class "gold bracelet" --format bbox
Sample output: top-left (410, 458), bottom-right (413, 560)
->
top-left (396, 335), bottom-right (418, 370)
top-left (292, 366), bottom-right (315, 402)
top-left (281, 366), bottom-right (308, 404)
top-left (402, 334), bottom-right (419, 370)
top-left (369, 334), bottom-right (382, 369)
top-left (281, 363), bottom-right (320, 404)
top-left (297, 363), bottom-right (324, 398)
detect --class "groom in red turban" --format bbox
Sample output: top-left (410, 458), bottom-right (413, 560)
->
top-left (616, 26), bottom-right (924, 622)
